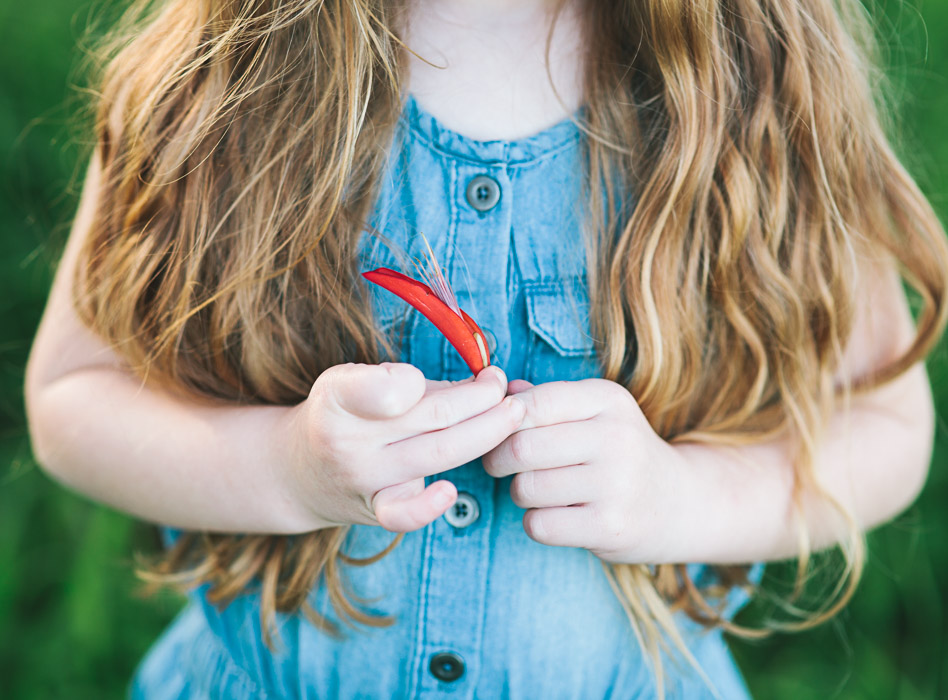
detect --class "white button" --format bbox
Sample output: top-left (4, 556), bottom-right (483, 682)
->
top-left (444, 491), bottom-right (480, 529)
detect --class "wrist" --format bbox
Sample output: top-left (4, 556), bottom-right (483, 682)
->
top-left (265, 402), bottom-right (336, 533)
top-left (664, 442), bottom-right (726, 562)
top-left (624, 441), bottom-right (740, 565)
top-left (597, 439), bottom-right (701, 565)
top-left (669, 440), bottom-right (793, 564)
top-left (632, 441), bottom-right (710, 564)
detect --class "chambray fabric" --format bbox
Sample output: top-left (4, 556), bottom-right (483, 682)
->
top-left (130, 96), bottom-right (757, 700)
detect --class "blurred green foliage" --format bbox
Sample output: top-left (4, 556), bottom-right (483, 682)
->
top-left (1, 1), bottom-right (947, 698)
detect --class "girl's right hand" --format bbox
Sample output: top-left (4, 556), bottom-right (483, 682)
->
top-left (281, 363), bottom-right (524, 533)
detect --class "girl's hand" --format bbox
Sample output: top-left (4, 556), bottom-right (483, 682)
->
top-left (482, 379), bottom-right (689, 563)
top-left (282, 363), bottom-right (525, 534)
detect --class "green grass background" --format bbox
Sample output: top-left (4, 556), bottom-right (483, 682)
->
top-left (2, 2), bottom-right (947, 698)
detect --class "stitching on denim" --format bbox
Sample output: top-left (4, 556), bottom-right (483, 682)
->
top-left (403, 115), bottom-right (581, 168)
top-left (523, 279), bottom-right (595, 356)
top-left (409, 522), bottom-right (435, 697)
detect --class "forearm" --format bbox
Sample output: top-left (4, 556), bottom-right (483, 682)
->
top-left (27, 365), bottom-right (322, 534)
top-left (669, 363), bottom-right (934, 564)
top-left (25, 154), bottom-right (325, 535)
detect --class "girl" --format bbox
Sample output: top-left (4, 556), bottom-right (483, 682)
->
top-left (25, 0), bottom-right (948, 697)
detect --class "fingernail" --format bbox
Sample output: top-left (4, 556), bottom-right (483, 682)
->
top-left (480, 365), bottom-right (501, 381)
top-left (494, 367), bottom-right (509, 390)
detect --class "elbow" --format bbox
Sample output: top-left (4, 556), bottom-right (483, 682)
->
top-left (24, 320), bottom-right (121, 485)
top-left (27, 422), bottom-right (59, 483)
top-left (25, 354), bottom-right (135, 494)
top-left (24, 372), bottom-right (98, 494)
top-left (894, 382), bottom-right (935, 518)
top-left (863, 364), bottom-right (936, 530)
top-left (24, 367), bottom-right (64, 483)
top-left (24, 351), bottom-right (84, 487)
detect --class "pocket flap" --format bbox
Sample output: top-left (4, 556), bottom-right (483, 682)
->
top-left (525, 279), bottom-right (596, 357)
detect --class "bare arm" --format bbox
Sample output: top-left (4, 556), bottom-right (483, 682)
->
top-left (670, 258), bottom-right (934, 563)
top-left (25, 156), bottom-right (322, 533)
top-left (25, 156), bottom-right (523, 535)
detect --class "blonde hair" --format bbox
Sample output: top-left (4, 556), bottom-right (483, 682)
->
top-left (75, 0), bottom-right (948, 687)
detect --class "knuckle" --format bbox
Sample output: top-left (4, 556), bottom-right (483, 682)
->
top-left (309, 419), bottom-right (342, 460)
top-left (506, 399), bottom-right (526, 430)
top-left (510, 472), bottom-right (535, 508)
top-left (316, 416), bottom-right (355, 455)
top-left (428, 396), bottom-right (456, 431)
top-left (515, 388), bottom-right (538, 417)
top-left (317, 364), bottom-right (357, 409)
top-left (604, 380), bottom-right (630, 406)
top-left (430, 436), bottom-right (459, 470)
top-left (317, 434), bottom-right (372, 491)
top-left (321, 362), bottom-right (357, 391)
top-left (482, 452), bottom-right (502, 478)
top-left (509, 432), bottom-right (533, 467)
top-left (319, 362), bottom-right (350, 383)
top-left (593, 506), bottom-right (625, 541)
top-left (522, 509), bottom-right (550, 543)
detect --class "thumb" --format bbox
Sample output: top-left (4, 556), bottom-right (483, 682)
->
top-left (324, 363), bottom-right (426, 419)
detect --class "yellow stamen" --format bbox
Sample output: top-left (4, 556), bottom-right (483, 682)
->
top-left (474, 332), bottom-right (489, 367)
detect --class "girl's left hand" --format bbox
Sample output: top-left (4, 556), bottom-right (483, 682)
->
top-left (481, 378), bottom-right (691, 564)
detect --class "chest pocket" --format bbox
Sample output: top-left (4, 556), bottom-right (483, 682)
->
top-left (524, 277), bottom-right (601, 383)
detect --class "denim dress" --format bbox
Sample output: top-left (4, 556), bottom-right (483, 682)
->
top-left (131, 96), bottom-right (755, 699)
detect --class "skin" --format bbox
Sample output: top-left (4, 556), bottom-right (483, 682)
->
top-left (25, 0), bottom-right (936, 563)
top-left (403, 0), bottom-right (585, 140)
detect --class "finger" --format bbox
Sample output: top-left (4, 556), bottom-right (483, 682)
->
top-left (509, 464), bottom-right (600, 509)
top-left (513, 379), bottom-right (621, 430)
top-left (388, 365), bottom-right (508, 439)
top-left (424, 375), bottom-right (475, 394)
top-left (372, 479), bottom-right (458, 533)
top-left (385, 396), bottom-right (525, 482)
top-left (522, 505), bottom-right (601, 548)
top-left (507, 379), bottom-right (534, 395)
top-left (325, 363), bottom-right (426, 419)
top-left (483, 422), bottom-right (595, 478)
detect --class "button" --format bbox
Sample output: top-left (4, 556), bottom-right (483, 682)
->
top-left (465, 175), bottom-right (501, 212)
top-left (443, 491), bottom-right (479, 529)
top-left (482, 328), bottom-right (497, 356)
top-left (429, 651), bottom-right (465, 682)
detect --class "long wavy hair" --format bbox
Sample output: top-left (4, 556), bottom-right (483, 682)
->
top-left (75, 0), bottom-right (948, 688)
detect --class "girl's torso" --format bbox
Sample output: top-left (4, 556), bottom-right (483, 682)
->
top-left (131, 96), bottom-right (754, 700)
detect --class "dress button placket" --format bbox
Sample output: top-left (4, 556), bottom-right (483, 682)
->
top-left (413, 161), bottom-right (510, 699)
top-left (417, 466), bottom-right (494, 697)
top-left (441, 164), bottom-right (512, 380)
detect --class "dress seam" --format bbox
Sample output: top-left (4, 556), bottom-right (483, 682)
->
top-left (403, 116), bottom-right (581, 169)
